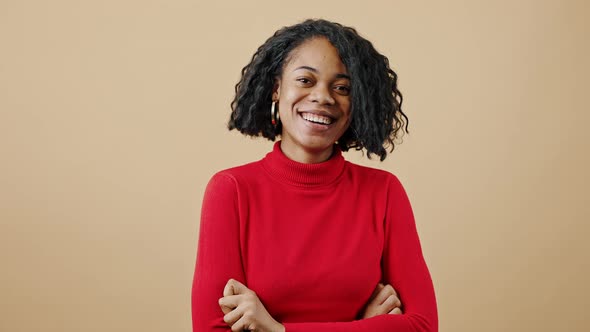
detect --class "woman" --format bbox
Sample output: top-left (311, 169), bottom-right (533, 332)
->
top-left (192, 19), bottom-right (437, 332)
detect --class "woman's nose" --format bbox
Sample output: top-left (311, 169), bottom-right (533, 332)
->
top-left (309, 84), bottom-right (335, 105)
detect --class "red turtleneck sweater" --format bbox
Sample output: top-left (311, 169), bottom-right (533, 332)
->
top-left (192, 142), bottom-right (438, 331)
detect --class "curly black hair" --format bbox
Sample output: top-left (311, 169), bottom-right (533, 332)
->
top-left (228, 19), bottom-right (408, 161)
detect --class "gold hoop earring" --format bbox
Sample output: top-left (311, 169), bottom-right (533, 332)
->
top-left (271, 101), bottom-right (279, 125)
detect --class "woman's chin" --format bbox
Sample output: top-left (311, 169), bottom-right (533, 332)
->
top-left (297, 136), bottom-right (337, 152)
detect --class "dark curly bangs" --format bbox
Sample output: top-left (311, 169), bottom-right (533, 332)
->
top-left (228, 19), bottom-right (408, 161)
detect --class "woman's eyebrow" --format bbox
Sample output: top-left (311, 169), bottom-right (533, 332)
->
top-left (293, 66), bottom-right (350, 80)
top-left (293, 65), bottom-right (318, 73)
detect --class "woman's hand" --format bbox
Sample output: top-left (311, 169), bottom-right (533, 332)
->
top-left (361, 283), bottom-right (403, 319)
top-left (219, 279), bottom-right (285, 332)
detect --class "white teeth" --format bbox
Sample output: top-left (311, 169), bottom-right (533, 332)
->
top-left (301, 113), bottom-right (333, 125)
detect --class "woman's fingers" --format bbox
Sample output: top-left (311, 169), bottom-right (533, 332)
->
top-left (389, 307), bottom-right (403, 315)
top-left (219, 295), bottom-right (241, 309)
top-left (222, 304), bottom-right (243, 326)
top-left (223, 278), bottom-right (248, 297)
top-left (369, 283), bottom-right (385, 301)
top-left (218, 279), bottom-right (283, 332)
top-left (223, 280), bottom-right (234, 297)
top-left (374, 284), bottom-right (396, 305)
top-left (229, 315), bottom-right (249, 332)
top-left (361, 283), bottom-right (403, 319)
top-left (382, 294), bottom-right (402, 310)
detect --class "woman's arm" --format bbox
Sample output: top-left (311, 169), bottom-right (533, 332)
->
top-left (192, 173), bottom-right (246, 331)
top-left (279, 176), bottom-right (438, 332)
top-left (195, 174), bottom-right (437, 331)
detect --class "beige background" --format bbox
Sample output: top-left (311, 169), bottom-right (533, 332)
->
top-left (1, 0), bottom-right (589, 331)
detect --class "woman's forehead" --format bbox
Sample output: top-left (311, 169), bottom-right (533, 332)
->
top-left (283, 37), bottom-right (348, 75)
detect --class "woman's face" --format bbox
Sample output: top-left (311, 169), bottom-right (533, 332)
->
top-left (273, 37), bottom-right (351, 163)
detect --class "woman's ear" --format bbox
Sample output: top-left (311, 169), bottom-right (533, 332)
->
top-left (272, 78), bottom-right (281, 101)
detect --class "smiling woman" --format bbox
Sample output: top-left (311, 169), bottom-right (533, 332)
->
top-left (192, 19), bottom-right (437, 332)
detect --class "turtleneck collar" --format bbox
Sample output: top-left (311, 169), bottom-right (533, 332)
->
top-left (261, 141), bottom-right (346, 187)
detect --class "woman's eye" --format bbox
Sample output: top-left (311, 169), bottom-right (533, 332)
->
top-left (296, 77), bottom-right (312, 84)
top-left (335, 85), bottom-right (351, 95)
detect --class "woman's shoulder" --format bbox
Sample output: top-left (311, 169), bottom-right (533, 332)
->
top-left (345, 161), bottom-right (402, 184)
top-left (344, 162), bottom-right (410, 201)
top-left (206, 159), bottom-right (265, 188)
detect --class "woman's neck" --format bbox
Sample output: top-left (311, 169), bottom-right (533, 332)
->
top-left (279, 142), bottom-right (334, 164)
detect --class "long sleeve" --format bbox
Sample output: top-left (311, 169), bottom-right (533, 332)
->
top-left (192, 144), bottom-right (437, 331)
top-left (281, 176), bottom-right (438, 332)
top-left (192, 173), bottom-right (245, 331)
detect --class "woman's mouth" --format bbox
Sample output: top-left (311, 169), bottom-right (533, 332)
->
top-left (300, 112), bottom-right (334, 125)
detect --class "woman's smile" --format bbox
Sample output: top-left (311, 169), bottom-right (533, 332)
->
top-left (300, 112), bottom-right (334, 126)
